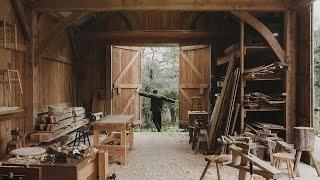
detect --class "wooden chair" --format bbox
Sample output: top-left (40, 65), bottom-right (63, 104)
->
top-left (293, 127), bottom-right (320, 177)
top-left (272, 152), bottom-right (295, 180)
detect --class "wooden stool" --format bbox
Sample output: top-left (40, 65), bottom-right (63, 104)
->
top-left (272, 152), bottom-right (295, 180)
top-left (195, 129), bottom-right (207, 155)
top-left (293, 127), bottom-right (320, 177)
top-left (200, 154), bottom-right (232, 180)
top-left (73, 125), bottom-right (91, 146)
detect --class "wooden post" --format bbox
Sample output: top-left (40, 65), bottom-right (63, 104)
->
top-left (93, 129), bottom-right (99, 145)
top-left (98, 150), bottom-right (108, 180)
top-left (284, 10), bottom-right (297, 143)
top-left (24, 8), bottom-right (37, 132)
top-left (240, 20), bottom-right (245, 134)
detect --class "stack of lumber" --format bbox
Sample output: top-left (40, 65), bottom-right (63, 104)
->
top-left (244, 92), bottom-right (286, 109)
top-left (31, 106), bottom-right (88, 143)
top-left (208, 55), bottom-right (240, 151)
top-left (246, 122), bottom-right (285, 131)
top-left (244, 62), bottom-right (288, 80)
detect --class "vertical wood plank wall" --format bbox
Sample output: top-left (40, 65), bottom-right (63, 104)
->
top-left (0, 0), bottom-right (75, 154)
top-left (0, 0), bottom-right (27, 155)
top-left (37, 15), bottom-right (75, 112)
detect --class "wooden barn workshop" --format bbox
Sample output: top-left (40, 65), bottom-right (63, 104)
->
top-left (0, 0), bottom-right (319, 179)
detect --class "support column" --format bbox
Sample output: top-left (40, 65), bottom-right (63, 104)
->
top-left (25, 10), bottom-right (38, 132)
top-left (284, 10), bottom-right (297, 143)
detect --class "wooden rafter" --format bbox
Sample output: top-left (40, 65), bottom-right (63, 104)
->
top-left (31, 0), bottom-right (287, 12)
top-left (36, 11), bottom-right (89, 62)
top-left (231, 11), bottom-right (285, 63)
top-left (11, 0), bottom-right (31, 40)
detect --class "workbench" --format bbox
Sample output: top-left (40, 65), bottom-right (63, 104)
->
top-left (92, 115), bottom-right (135, 165)
top-left (0, 150), bottom-right (108, 180)
top-left (188, 111), bottom-right (208, 125)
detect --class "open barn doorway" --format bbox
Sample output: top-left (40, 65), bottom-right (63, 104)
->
top-left (138, 45), bottom-right (180, 132)
top-left (110, 44), bottom-right (211, 133)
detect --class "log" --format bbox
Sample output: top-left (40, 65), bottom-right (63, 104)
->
top-left (293, 127), bottom-right (315, 151)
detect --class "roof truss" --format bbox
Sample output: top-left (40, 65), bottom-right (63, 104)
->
top-left (31, 0), bottom-right (288, 12)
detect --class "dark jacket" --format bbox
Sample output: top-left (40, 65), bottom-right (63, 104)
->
top-left (139, 93), bottom-right (175, 112)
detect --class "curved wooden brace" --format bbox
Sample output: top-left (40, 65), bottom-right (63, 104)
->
top-left (119, 12), bottom-right (137, 31)
top-left (35, 11), bottom-right (89, 63)
top-left (231, 11), bottom-right (285, 63)
top-left (183, 12), bottom-right (202, 30)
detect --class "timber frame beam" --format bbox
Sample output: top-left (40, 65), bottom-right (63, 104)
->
top-left (35, 11), bottom-right (89, 64)
top-left (31, 0), bottom-right (288, 12)
top-left (231, 11), bottom-right (285, 63)
top-left (11, 0), bottom-right (31, 40)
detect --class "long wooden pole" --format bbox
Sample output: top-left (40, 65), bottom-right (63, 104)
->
top-left (240, 21), bottom-right (245, 134)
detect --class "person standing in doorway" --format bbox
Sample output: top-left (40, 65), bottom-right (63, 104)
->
top-left (139, 89), bottom-right (176, 132)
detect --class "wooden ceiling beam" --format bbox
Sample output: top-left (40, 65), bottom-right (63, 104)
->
top-left (35, 11), bottom-right (89, 64)
top-left (77, 30), bottom-right (237, 42)
top-left (32, 0), bottom-right (288, 12)
top-left (231, 11), bottom-right (285, 62)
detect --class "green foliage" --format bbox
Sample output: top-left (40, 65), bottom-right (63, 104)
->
top-left (139, 46), bottom-right (181, 132)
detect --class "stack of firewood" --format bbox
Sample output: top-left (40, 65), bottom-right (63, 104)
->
top-left (244, 62), bottom-right (288, 80)
top-left (244, 92), bottom-right (286, 109)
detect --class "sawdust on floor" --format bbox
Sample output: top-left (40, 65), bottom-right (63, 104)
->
top-left (108, 132), bottom-right (265, 180)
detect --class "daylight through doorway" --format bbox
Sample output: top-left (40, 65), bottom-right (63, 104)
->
top-left (138, 45), bottom-right (180, 132)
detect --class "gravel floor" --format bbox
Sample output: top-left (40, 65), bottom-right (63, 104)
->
top-left (108, 132), bottom-right (320, 180)
top-left (108, 132), bottom-right (264, 180)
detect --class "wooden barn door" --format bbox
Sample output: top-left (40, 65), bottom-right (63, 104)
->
top-left (179, 45), bottom-right (211, 128)
top-left (111, 46), bottom-right (141, 121)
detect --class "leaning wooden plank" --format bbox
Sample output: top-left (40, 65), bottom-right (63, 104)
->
top-left (225, 69), bottom-right (240, 135)
top-left (208, 55), bottom-right (235, 149)
top-left (229, 145), bottom-right (281, 175)
top-left (229, 164), bottom-right (283, 179)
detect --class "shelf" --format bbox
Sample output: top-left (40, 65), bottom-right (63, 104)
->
top-left (244, 108), bottom-right (283, 112)
top-left (244, 77), bottom-right (283, 81)
top-left (0, 106), bottom-right (24, 116)
top-left (244, 45), bottom-right (270, 53)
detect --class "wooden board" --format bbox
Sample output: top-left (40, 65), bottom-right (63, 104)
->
top-left (179, 45), bottom-right (211, 127)
top-left (30, 118), bottom-right (89, 143)
top-left (111, 46), bottom-right (141, 122)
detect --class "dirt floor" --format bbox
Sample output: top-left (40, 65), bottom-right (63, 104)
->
top-left (108, 132), bottom-right (320, 180)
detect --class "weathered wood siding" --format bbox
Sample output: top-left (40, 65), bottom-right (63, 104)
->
top-left (0, 0), bottom-right (27, 155)
top-left (0, 0), bottom-right (75, 155)
top-left (37, 15), bottom-right (75, 112)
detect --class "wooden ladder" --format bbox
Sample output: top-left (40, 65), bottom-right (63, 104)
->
top-left (0, 69), bottom-right (23, 94)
